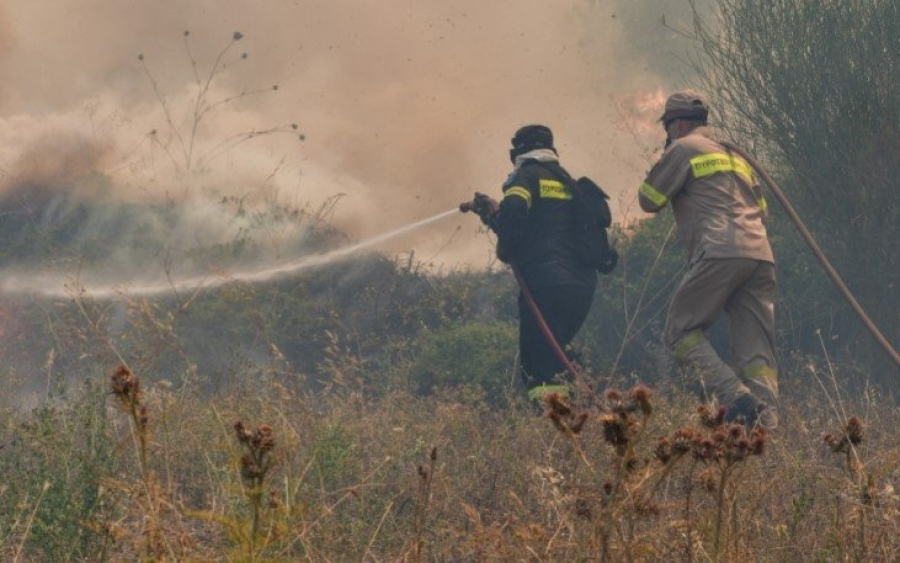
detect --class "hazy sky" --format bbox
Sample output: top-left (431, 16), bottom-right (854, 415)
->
top-left (0, 0), bottom-right (699, 273)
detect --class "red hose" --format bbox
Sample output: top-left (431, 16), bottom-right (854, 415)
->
top-left (458, 203), bottom-right (583, 380)
top-left (510, 261), bottom-right (583, 381)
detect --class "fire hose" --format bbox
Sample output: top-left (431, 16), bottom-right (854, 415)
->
top-left (461, 140), bottom-right (900, 374)
top-left (459, 197), bottom-right (583, 380)
top-left (723, 141), bottom-right (900, 369)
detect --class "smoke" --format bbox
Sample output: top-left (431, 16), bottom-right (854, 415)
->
top-left (0, 0), bottom-right (701, 292)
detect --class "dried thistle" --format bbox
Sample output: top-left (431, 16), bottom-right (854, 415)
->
top-left (654, 436), bottom-right (672, 464)
top-left (232, 421), bottom-right (279, 553)
top-left (629, 384), bottom-right (653, 417)
top-left (846, 417), bottom-right (864, 445)
top-left (599, 413), bottom-right (629, 449)
top-left (109, 364), bottom-right (150, 472)
top-left (749, 429), bottom-right (768, 456)
top-left (234, 421), bottom-right (252, 443)
top-left (823, 417), bottom-right (863, 454)
top-left (254, 424), bottom-right (275, 453)
top-left (110, 364), bottom-right (141, 407)
top-left (544, 394), bottom-right (588, 435)
top-left (695, 437), bottom-right (719, 461)
top-left (712, 428), bottom-right (729, 444)
top-left (545, 393), bottom-right (572, 418)
top-left (698, 404), bottom-right (725, 428)
top-left (672, 427), bottom-right (696, 456)
top-left (727, 423), bottom-right (746, 441)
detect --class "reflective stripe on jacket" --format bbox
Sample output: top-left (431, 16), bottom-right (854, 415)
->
top-left (493, 160), bottom-right (596, 290)
top-left (639, 127), bottom-right (773, 264)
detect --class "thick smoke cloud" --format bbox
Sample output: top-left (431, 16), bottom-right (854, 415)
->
top-left (0, 0), bottom-right (699, 283)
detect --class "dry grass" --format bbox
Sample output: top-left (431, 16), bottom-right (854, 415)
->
top-left (2, 363), bottom-right (899, 562)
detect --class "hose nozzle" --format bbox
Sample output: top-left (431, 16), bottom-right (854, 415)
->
top-left (459, 192), bottom-right (499, 225)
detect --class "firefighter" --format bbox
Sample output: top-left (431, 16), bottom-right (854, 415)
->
top-left (639, 90), bottom-right (778, 429)
top-left (473, 125), bottom-right (597, 402)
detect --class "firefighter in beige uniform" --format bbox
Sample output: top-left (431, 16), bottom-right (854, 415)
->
top-left (639, 90), bottom-right (778, 429)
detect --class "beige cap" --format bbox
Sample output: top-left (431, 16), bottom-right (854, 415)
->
top-left (660, 90), bottom-right (709, 123)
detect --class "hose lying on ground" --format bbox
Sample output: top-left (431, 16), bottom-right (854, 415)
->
top-left (723, 141), bottom-right (900, 370)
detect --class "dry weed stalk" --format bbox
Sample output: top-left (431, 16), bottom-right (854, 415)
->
top-left (232, 420), bottom-right (280, 559)
top-left (544, 385), bottom-right (656, 562)
top-left (111, 364), bottom-right (150, 474)
top-left (412, 446), bottom-right (438, 563)
top-left (544, 386), bottom-right (770, 562)
top-left (138, 30), bottom-right (302, 177)
top-left (689, 405), bottom-right (768, 562)
top-left (823, 416), bottom-right (875, 560)
top-left (108, 364), bottom-right (189, 561)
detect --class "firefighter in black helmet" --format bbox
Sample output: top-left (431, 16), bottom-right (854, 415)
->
top-left (475, 125), bottom-right (597, 401)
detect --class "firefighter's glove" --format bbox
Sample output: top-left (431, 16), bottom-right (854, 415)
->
top-left (472, 192), bottom-right (500, 226)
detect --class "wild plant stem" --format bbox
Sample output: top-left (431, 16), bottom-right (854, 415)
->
top-left (713, 464), bottom-right (732, 562)
top-left (130, 399), bottom-right (148, 477)
top-left (11, 481), bottom-right (50, 563)
top-left (684, 460), bottom-right (697, 563)
top-left (412, 449), bottom-right (437, 563)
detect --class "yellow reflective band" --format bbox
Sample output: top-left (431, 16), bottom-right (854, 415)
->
top-left (757, 197), bottom-right (768, 213)
top-left (741, 363), bottom-right (778, 383)
top-left (672, 330), bottom-right (707, 361)
top-left (690, 152), bottom-right (754, 184)
top-left (504, 186), bottom-right (532, 209)
top-left (640, 182), bottom-right (668, 207)
top-left (539, 179), bottom-right (572, 200)
top-left (527, 384), bottom-right (570, 401)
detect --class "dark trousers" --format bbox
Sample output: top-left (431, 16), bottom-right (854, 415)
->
top-left (518, 284), bottom-right (595, 389)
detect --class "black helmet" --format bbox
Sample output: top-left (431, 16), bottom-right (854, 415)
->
top-left (510, 124), bottom-right (555, 163)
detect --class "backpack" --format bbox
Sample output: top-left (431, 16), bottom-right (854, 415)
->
top-left (570, 176), bottom-right (618, 274)
top-left (532, 162), bottom-right (618, 274)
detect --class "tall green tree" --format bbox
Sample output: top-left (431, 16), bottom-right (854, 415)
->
top-left (693, 0), bottom-right (900, 381)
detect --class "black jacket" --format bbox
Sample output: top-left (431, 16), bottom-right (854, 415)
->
top-left (492, 160), bottom-right (596, 290)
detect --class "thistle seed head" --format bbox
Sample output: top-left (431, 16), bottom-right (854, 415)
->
top-left (727, 423), bottom-right (746, 441)
top-left (749, 428), bottom-right (768, 455)
top-left (110, 364), bottom-right (140, 405)
top-left (545, 393), bottom-right (572, 418)
top-left (846, 417), bottom-right (864, 445)
top-left (654, 436), bottom-right (672, 464)
top-left (629, 385), bottom-right (653, 417)
top-left (599, 413), bottom-right (628, 447)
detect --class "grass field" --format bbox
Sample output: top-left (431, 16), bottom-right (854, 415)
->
top-left (2, 360), bottom-right (898, 562)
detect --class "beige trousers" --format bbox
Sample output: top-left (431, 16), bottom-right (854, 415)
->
top-left (664, 258), bottom-right (778, 411)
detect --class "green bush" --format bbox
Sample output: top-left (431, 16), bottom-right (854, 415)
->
top-left (410, 321), bottom-right (518, 404)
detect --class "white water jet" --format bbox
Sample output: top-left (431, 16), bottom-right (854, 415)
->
top-left (0, 208), bottom-right (460, 300)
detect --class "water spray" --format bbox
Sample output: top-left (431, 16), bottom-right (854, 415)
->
top-left (0, 208), bottom-right (460, 300)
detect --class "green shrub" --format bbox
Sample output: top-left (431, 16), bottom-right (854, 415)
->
top-left (410, 321), bottom-right (518, 404)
